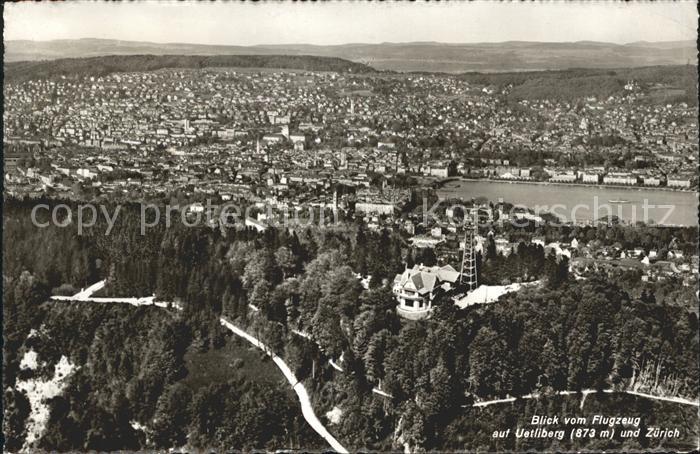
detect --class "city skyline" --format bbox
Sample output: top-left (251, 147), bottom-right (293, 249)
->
top-left (5, 1), bottom-right (697, 46)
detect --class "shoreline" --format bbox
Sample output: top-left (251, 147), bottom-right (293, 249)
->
top-left (435, 177), bottom-right (698, 194)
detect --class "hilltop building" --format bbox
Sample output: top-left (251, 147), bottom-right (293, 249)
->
top-left (393, 264), bottom-right (461, 320)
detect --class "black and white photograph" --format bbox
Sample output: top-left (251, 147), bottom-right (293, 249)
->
top-left (2, 1), bottom-right (699, 452)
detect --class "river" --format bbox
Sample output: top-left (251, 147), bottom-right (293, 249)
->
top-left (437, 179), bottom-right (698, 226)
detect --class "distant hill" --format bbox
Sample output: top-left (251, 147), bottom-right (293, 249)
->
top-left (459, 65), bottom-right (698, 105)
top-left (3, 54), bottom-right (377, 83)
top-left (4, 54), bottom-right (695, 106)
top-left (5, 38), bottom-right (697, 73)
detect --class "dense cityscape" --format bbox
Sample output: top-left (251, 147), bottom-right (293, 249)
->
top-left (4, 67), bottom-right (698, 204)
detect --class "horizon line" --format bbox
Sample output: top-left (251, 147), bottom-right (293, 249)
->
top-left (6, 37), bottom-right (696, 47)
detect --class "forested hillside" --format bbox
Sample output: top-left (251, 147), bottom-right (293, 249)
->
top-left (3, 54), bottom-right (377, 83)
top-left (3, 300), bottom-right (320, 451)
top-left (459, 65), bottom-right (698, 105)
top-left (3, 197), bottom-right (698, 451)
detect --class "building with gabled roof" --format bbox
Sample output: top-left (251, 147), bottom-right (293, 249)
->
top-left (392, 264), bottom-right (461, 320)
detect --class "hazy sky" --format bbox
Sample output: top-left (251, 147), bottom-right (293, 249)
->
top-left (4, 1), bottom-right (698, 45)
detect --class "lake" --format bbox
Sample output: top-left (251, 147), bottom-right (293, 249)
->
top-left (437, 179), bottom-right (698, 226)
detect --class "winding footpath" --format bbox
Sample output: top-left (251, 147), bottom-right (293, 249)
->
top-left (219, 318), bottom-right (347, 453)
top-left (51, 282), bottom-right (348, 454)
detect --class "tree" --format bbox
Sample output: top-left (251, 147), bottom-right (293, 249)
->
top-left (541, 338), bottom-right (568, 391)
top-left (486, 236), bottom-right (497, 260)
top-left (468, 326), bottom-right (512, 397)
top-left (285, 336), bottom-right (313, 380)
top-left (353, 227), bottom-right (368, 276)
top-left (399, 401), bottom-right (427, 452)
top-left (421, 358), bottom-right (456, 422)
top-left (414, 248), bottom-right (437, 267)
top-left (274, 246), bottom-right (296, 278)
top-left (242, 250), bottom-right (280, 290)
top-left (544, 249), bottom-right (560, 288)
top-left (250, 280), bottom-right (272, 313)
top-left (152, 383), bottom-right (193, 449)
top-left (311, 304), bottom-right (344, 359)
top-left (364, 329), bottom-right (392, 385)
top-left (3, 388), bottom-right (31, 451)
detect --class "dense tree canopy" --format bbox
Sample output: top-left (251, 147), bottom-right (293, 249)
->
top-left (3, 196), bottom-right (698, 451)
